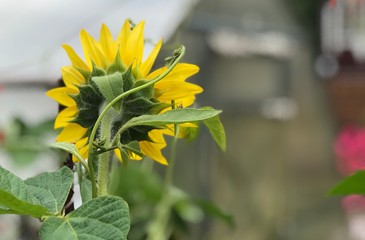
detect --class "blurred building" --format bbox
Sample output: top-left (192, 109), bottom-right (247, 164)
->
top-left (172, 0), bottom-right (349, 239)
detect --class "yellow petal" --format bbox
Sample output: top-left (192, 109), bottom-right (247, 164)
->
top-left (179, 96), bottom-right (196, 108)
top-left (62, 44), bottom-right (90, 71)
top-left (140, 130), bottom-right (168, 165)
top-left (117, 20), bottom-right (131, 63)
top-left (54, 106), bottom-right (77, 129)
top-left (114, 149), bottom-right (142, 162)
top-left (75, 137), bottom-right (89, 161)
top-left (123, 21), bottom-right (145, 67)
top-left (46, 87), bottom-right (78, 107)
top-left (114, 149), bottom-right (122, 161)
top-left (146, 63), bottom-right (199, 80)
top-left (80, 30), bottom-right (108, 68)
top-left (56, 123), bottom-right (87, 143)
top-left (156, 82), bottom-right (203, 99)
top-left (61, 66), bottom-right (85, 88)
top-left (162, 123), bottom-right (197, 138)
top-left (140, 39), bottom-right (162, 77)
top-left (99, 24), bottom-right (118, 63)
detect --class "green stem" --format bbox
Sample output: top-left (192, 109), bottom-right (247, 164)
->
top-left (147, 102), bottom-right (179, 240)
top-left (96, 106), bottom-right (113, 196)
top-left (97, 151), bottom-right (111, 196)
top-left (88, 153), bottom-right (98, 198)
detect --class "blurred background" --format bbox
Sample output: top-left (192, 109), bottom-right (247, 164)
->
top-left (1, 0), bottom-right (365, 239)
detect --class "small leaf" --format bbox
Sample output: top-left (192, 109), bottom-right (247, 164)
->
top-left (202, 107), bottom-right (226, 151)
top-left (328, 171), bottom-right (365, 195)
top-left (91, 72), bottom-right (124, 110)
top-left (122, 108), bottom-right (222, 131)
top-left (40, 196), bottom-right (130, 240)
top-left (49, 142), bottom-right (85, 163)
top-left (120, 141), bottom-right (143, 157)
top-left (25, 167), bottom-right (74, 214)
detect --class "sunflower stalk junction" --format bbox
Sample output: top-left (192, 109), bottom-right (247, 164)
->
top-left (88, 46), bottom-right (186, 197)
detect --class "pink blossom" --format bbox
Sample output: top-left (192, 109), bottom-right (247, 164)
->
top-left (342, 195), bottom-right (365, 213)
top-left (334, 125), bottom-right (365, 175)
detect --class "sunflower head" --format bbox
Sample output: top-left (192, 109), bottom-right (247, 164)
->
top-left (47, 19), bottom-right (203, 165)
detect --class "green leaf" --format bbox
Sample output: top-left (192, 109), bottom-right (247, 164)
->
top-left (0, 189), bottom-right (49, 218)
top-left (202, 107), bottom-right (226, 151)
top-left (49, 142), bottom-right (85, 163)
top-left (0, 166), bottom-right (49, 218)
top-left (40, 196), bottom-right (130, 240)
top-left (91, 72), bottom-right (124, 110)
top-left (122, 108), bottom-right (222, 131)
top-left (25, 167), bottom-right (74, 214)
top-left (328, 171), bottom-right (365, 195)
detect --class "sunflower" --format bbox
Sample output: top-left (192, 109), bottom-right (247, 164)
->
top-left (46, 20), bottom-right (203, 165)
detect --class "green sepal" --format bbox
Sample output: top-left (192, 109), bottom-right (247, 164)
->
top-left (91, 72), bottom-right (124, 111)
top-left (107, 52), bottom-right (126, 74)
top-left (70, 84), bottom-right (102, 128)
top-left (118, 125), bottom-right (156, 144)
top-left (90, 61), bottom-right (106, 78)
top-left (130, 80), bottom-right (154, 99)
top-left (123, 97), bottom-right (167, 118)
top-left (122, 66), bottom-right (135, 93)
